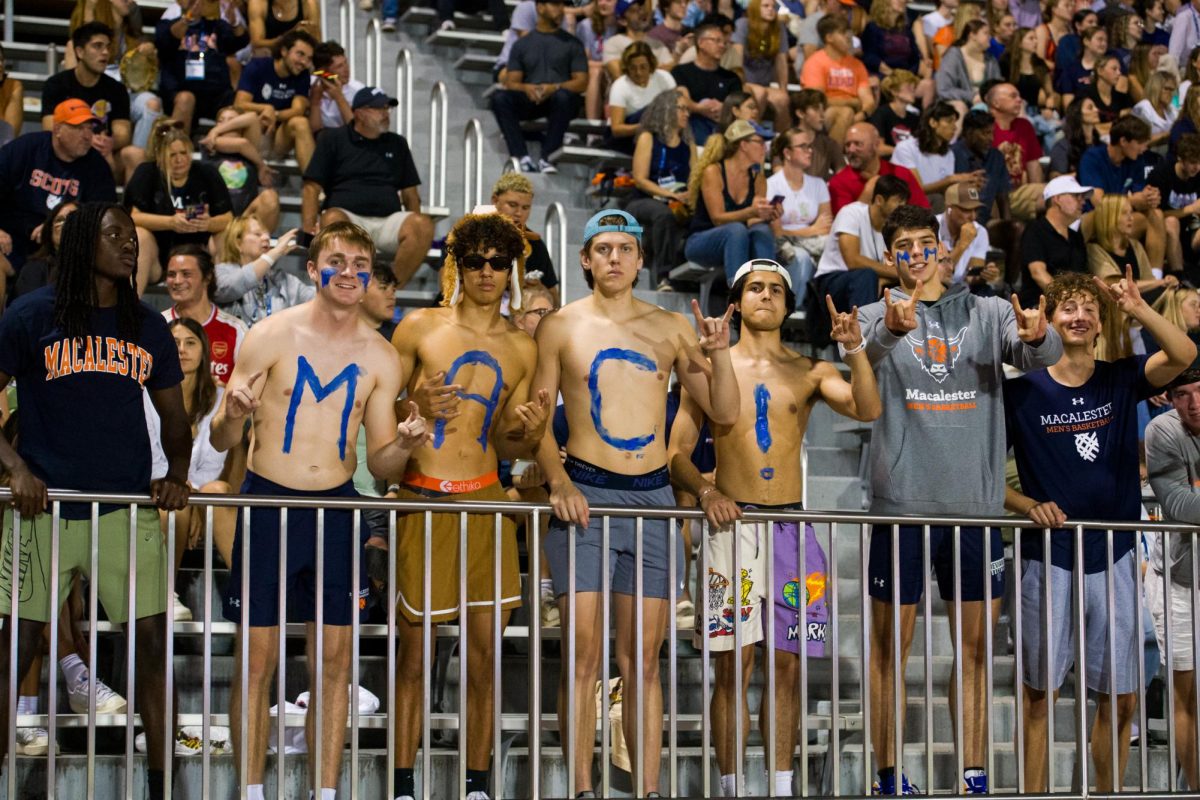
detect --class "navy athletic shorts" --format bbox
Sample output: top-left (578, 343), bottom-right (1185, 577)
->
top-left (867, 524), bottom-right (1005, 605)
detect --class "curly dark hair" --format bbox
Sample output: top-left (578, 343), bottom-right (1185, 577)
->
top-left (1044, 272), bottom-right (1105, 322)
top-left (441, 212), bottom-right (528, 307)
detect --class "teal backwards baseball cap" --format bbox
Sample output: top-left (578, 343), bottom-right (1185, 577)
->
top-left (582, 209), bottom-right (643, 247)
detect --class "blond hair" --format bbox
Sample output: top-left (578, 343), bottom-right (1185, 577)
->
top-left (1153, 285), bottom-right (1200, 331)
top-left (221, 213), bottom-right (264, 265)
top-left (491, 172), bottom-right (535, 198)
top-left (309, 221), bottom-right (377, 266)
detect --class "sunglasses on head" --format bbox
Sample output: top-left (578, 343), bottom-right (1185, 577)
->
top-left (459, 253), bottom-right (512, 271)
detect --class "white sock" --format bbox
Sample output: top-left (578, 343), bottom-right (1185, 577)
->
top-left (540, 578), bottom-right (554, 597)
top-left (59, 654), bottom-right (88, 688)
top-left (247, 785), bottom-right (265, 800)
top-left (720, 774), bottom-right (737, 796)
top-left (774, 770), bottom-right (793, 796)
top-left (16, 695), bottom-right (37, 716)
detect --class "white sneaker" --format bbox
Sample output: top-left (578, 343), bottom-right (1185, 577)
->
top-left (539, 594), bottom-right (560, 627)
top-left (439, 19), bottom-right (456, 30)
top-left (466, 792), bottom-right (491, 800)
top-left (537, 159), bottom-right (558, 174)
top-left (16, 727), bottom-right (50, 756)
top-left (172, 592), bottom-right (193, 622)
top-left (382, 17), bottom-right (398, 31)
top-left (519, 156), bottom-right (539, 173)
top-left (67, 676), bottom-right (127, 714)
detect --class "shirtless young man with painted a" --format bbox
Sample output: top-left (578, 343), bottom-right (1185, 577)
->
top-left (210, 221), bottom-right (430, 800)
top-left (669, 260), bottom-right (881, 797)
top-left (388, 211), bottom-right (548, 800)
top-left (533, 209), bottom-right (740, 797)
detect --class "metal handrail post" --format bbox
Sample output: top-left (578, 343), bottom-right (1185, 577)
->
top-left (428, 82), bottom-right (448, 209)
top-left (4, 0), bottom-right (13, 41)
top-left (339, 0), bottom-right (355, 82)
top-left (393, 49), bottom-right (413, 142)
top-left (463, 118), bottom-right (484, 216)
top-left (364, 18), bottom-right (382, 86)
top-left (544, 201), bottom-right (567, 300)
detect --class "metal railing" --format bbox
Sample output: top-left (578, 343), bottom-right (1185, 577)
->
top-left (393, 48), bottom-right (414, 143)
top-left (463, 118), bottom-right (484, 216)
top-left (543, 201), bottom-right (568, 300)
top-left (428, 82), bottom-right (449, 211)
top-left (363, 17), bottom-right (382, 87)
top-left (2, 488), bottom-right (1199, 799)
top-left (338, 0), bottom-right (355, 86)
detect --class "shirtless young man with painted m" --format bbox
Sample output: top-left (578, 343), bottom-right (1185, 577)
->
top-left (533, 209), bottom-right (740, 797)
top-left (388, 210), bottom-right (548, 800)
top-left (209, 221), bottom-right (431, 800)
top-left (669, 260), bottom-right (881, 797)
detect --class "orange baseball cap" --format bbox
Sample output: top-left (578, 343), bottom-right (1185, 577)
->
top-left (53, 98), bottom-right (99, 126)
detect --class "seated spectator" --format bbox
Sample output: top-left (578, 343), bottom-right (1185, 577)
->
top-left (915, 0), bottom-right (956, 63)
top-left (648, 0), bottom-right (690, 54)
top-left (1083, 53), bottom-right (1134, 134)
top-left (607, 42), bottom-right (677, 145)
top-left (1035, 0), bottom-right (1073, 65)
top-left (493, 0), bottom-right (587, 174)
top-left (66, 0), bottom-right (149, 69)
top-left (868, 69), bottom-right (922, 156)
top-left (156, 0), bottom-right (249, 134)
top-left (931, 0), bottom-right (984, 69)
top-left (791, 89), bottom-right (845, 179)
top-left (1133, 70), bottom-right (1179, 147)
top-left (1079, 114), bottom-right (1165, 264)
top-left (1049, 96), bottom-right (1102, 177)
top-left (436, 0), bottom-right (511, 32)
top-left (730, 0), bottom-right (791, 126)
top-left (0, 100), bottom-right (116, 274)
top-left (1005, 26), bottom-right (1057, 115)
top-left (1126, 42), bottom-right (1153, 102)
top-left (863, 0), bottom-right (934, 108)
top-left (1052, 8), bottom-right (1097, 91)
top-left (1169, 0), bottom-right (1200, 68)
top-left (986, 80), bottom-right (1046, 219)
top-left (936, 19), bottom-right (1003, 116)
top-left (1018, 174), bottom-right (1091, 306)
top-left (989, 10), bottom-right (1017, 60)
top-left (798, 0), bottom-right (851, 59)
top-left (0, 45), bottom-right (22, 145)
top-left (12, 202), bottom-right (79, 300)
top-left (829, 122), bottom-right (929, 213)
top-left (161, 244), bottom-right (247, 385)
top-left (768, 127), bottom-right (832, 308)
top-left (952, 108), bottom-right (1008, 224)
top-left (1145, 369), bottom-right (1200, 794)
top-left (1088, 193), bottom-right (1174, 310)
top-left (247, 0), bottom-right (320, 54)
top-left (937, 182), bottom-right (992, 285)
top-left (197, 107), bottom-right (282, 231)
top-left (234, 29), bottom-right (317, 169)
top-left (490, 172), bottom-right (562, 290)
top-left (604, 0), bottom-right (674, 81)
top-left (125, 124), bottom-right (233, 294)
top-left (308, 40), bottom-right (363, 135)
top-left (42, 22), bottom-right (139, 181)
top-left (358, 263), bottom-right (399, 344)
top-left (1057, 25), bottom-right (1107, 105)
top-left (672, 18), bottom-right (744, 147)
top-left (1148, 132), bottom-right (1200, 276)
top-left (814, 173), bottom-right (910, 310)
top-left (1171, 85), bottom-right (1200, 154)
top-left (1107, 8), bottom-right (1142, 70)
top-left (625, 90), bottom-right (693, 286)
top-left (676, 12), bottom-right (747, 72)
top-left (492, 0), bottom-right (554, 84)
top-left (1180, 45), bottom-right (1200, 103)
top-left (1140, 0), bottom-right (1170, 47)
top-left (214, 215), bottom-right (310, 324)
top-left (577, 0), bottom-right (620, 120)
top-left (683, 119), bottom-right (780, 282)
top-left (892, 101), bottom-right (973, 206)
top-left (800, 15), bottom-right (874, 143)
top-left (302, 86), bottom-right (435, 286)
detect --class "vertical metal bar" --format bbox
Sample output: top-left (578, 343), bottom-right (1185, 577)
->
top-left (828, 518), bottom-right (840, 798)
top-left (1191, 532), bottom-right (1200, 795)
top-left (462, 119), bottom-right (484, 217)
top-left (5, 0), bottom-right (16, 46)
top-left (764, 516), bottom-right (777, 797)
top-left (277, 508), bottom-right (288, 798)
top-left (314, 507), bottom-right (325, 797)
top-left (1043, 527), bottom-right (1055, 792)
top-left (667, 516), bottom-right (679, 799)
top-left (600, 515), bottom-right (611, 798)
top-left (1135, 529), bottom-right (1148, 791)
top-left (386, 509), bottom-right (398, 800)
top-left (859, 523), bottom-right (870, 798)
top-left (543, 203), bottom-right (568, 302)
top-left (923, 524), bottom-right (933, 790)
top-left (240, 505), bottom-right (251, 800)
top-left (699, 519), bottom-right (711, 799)
top-left (350, 510), bottom-right (362, 800)
top-left (1014, 534), bottom-right (1025, 793)
top-left (427, 83), bottom-right (447, 211)
top-left (731, 519), bottom-right (743, 797)
top-left (1074, 524), bottom-right (1089, 793)
top-left (163, 507), bottom-right (175, 798)
top-left (126, 506), bottom-right (138, 800)
top-left (1106, 529), bottom-right (1118, 793)
top-left (529, 508), bottom-right (542, 800)
top-left (458, 510), bottom-right (468, 800)
top-left (952, 525), bottom-right (964, 793)
top-left (364, 17), bottom-right (382, 85)
top-left (393, 49), bottom-right (413, 141)
top-left (7, 508), bottom-right (19, 800)
top-left (421, 509), bottom-right (433, 800)
top-left (339, 0), bottom-right (355, 81)
top-left (492, 512), bottom-right (503, 800)
top-left (87, 504), bottom-right (100, 797)
top-left (1164, 533), bottom-right (1177, 792)
top-left (983, 528), bottom-right (994, 785)
top-left (202, 505), bottom-right (214, 796)
top-left (891, 523), bottom-right (902, 795)
top-left (46, 503), bottom-right (60, 800)
top-left (566, 523), bottom-right (576, 797)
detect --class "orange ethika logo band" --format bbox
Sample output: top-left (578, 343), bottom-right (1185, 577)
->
top-left (403, 471), bottom-right (499, 495)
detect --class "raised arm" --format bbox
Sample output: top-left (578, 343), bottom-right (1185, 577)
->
top-left (817, 296), bottom-right (882, 421)
top-left (673, 301), bottom-right (740, 427)
top-left (1095, 267), bottom-right (1198, 387)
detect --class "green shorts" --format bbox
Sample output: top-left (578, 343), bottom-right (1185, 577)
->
top-left (0, 507), bottom-right (167, 624)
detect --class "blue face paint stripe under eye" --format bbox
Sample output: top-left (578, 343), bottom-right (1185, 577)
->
top-left (588, 348), bottom-right (658, 451)
top-left (432, 350), bottom-right (504, 452)
top-left (283, 356), bottom-right (361, 461)
top-left (320, 267), bottom-right (336, 287)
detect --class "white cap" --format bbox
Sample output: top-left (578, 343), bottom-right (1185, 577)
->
top-left (1043, 175), bottom-right (1093, 201)
top-left (730, 258), bottom-right (793, 289)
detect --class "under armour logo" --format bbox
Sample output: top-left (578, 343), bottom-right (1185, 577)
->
top-left (229, 598), bottom-right (240, 608)
top-left (1075, 431), bottom-right (1100, 462)
top-left (1072, 397), bottom-right (1085, 406)
top-left (873, 578), bottom-right (885, 588)
top-left (927, 320), bottom-right (942, 329)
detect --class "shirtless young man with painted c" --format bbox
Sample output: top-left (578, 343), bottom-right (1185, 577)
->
top-left (533, 209), bottom-right (740, 797)
top-left (668, 260), bottom-right (881, 797)
top-left (210, 221), bottom-right (430, 800)
top-left (388, 211), bottom-right (548, 800)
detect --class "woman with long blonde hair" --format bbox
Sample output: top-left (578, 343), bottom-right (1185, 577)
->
top-left (731, 0), bottom-right (791, 126)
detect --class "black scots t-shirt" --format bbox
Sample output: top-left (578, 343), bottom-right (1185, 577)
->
top-left (303, 124), bottom-right (421, 217)
top-left (40, 70), bottom-right (131, 135)
top-left (0, 286), bottom-right (182, 518)
top-left (1004, 356), bottom-right (1154, 572)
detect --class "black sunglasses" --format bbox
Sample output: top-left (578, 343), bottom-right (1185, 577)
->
top-left (460, 254), bottom-right (512, 271)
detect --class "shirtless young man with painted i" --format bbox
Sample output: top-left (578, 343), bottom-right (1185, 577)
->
top-left (668, 259), bottom-right (881, 798)
top-left (209, 221), bottom-right (431, 800)
top-left (533, 209), bottom-right (740, 798)
top-left (388, 210), bottom-right (548, 800)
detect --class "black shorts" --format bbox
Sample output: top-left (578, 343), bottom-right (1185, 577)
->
top-left (222, 471), bottom-right (367, 627)
top-left (867, 524), bottom-right (1005, 605)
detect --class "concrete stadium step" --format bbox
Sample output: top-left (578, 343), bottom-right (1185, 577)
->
top-left (424, 27), bottom-right (506, 53)
top-left (401, 5), bottom-right (504, 30)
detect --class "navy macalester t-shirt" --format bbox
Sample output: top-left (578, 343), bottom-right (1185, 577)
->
top-left (1004, 355), bottom-right (1154, 572)
top-left (0, 287), bottom-right (183, 518)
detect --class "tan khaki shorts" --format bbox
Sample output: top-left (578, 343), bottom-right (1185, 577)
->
top-left (338, 209), bottom-right (410, 257)
top-left (1009, 182), bottom-right (1046, 221)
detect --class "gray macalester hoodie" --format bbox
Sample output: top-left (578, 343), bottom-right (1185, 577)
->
top-left (858, 283), bottom-right (1063, 517)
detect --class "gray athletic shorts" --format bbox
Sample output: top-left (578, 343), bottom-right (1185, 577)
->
top-left (544, 457), bottom-right (683, 599)
top-left (1020, 550), bottom-right (1139, 694)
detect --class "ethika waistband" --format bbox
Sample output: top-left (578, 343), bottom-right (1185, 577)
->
top-left (402, 471), bottom-right (499, 495)
top-left (564, 455), bottom-right (670, 491)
